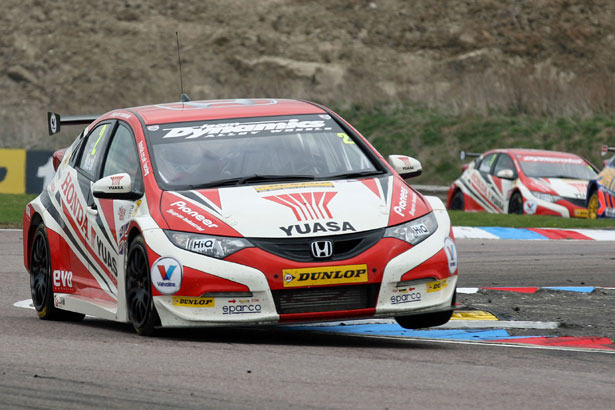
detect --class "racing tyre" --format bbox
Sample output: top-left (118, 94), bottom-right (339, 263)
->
top-left (449, 190), bottom-right (465, 210)
top-left (587, 191), bottom-right (599, 219)
top-left (126, 235), bottom-right (160, 336)
top-left (395, 310), bottom-right (453, 329)
top-left (29, 224), bottom-right (85, 321)
top-left (394, 290), bottom-right (456, 329)
top-left (508, 191), bottom-right (523, 214)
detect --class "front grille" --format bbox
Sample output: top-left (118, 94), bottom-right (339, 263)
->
top-left (250, 228), bottom-right (384, 262)
top-left (563, 197), bottom-right (586, 207)
top-left (272, 284), bottom-right (380, 314)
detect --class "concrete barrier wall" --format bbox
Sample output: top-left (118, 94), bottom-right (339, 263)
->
top-left (0, 149), bottom-right (54, 194)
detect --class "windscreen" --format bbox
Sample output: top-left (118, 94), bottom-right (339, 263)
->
top-left (517, 155), bottom-right (597, 180)
top-left (146, 114), bottom-right (381, 189)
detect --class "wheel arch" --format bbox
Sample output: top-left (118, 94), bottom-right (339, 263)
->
top-left (586, 181), bottom-right (598, 207)
top-left (25, 212), bottom-right (44, 273)
top-left (126, 225), bottom-right (143, 249)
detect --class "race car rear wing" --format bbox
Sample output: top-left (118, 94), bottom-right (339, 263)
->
top-left (459, 150), bottom-right (481, 160)
top-left (601, 144), bottom-right (615, 157)
top-left (47, 112), bottom-right (99, 136)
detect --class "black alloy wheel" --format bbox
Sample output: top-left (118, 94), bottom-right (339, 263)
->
top-left (395, 290), bottom-right (456, 329)
top-left (395, 310), bottom-right (454, 329)
top-left (126, 235), bottom-right (160, 336)
top-left (508, 191), bottom-right (523, 214)
top-left (450, 190), bottom-right (465, 210)
top-left (29, 223), bottom-right (84, 321)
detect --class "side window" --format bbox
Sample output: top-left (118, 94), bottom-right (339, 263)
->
top-left (78, 123), bottom-right (113, 179)
top-left (478, 153), bottom-right (497, 174)
top-left (102, 124), bottom-right (143, 192)
top-left (493, 154), bottom-right (515, 176)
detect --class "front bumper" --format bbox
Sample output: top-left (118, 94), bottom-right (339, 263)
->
top-left (144, 198), bottom-right (457, 328)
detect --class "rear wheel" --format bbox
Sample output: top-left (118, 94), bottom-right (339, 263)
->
top-left (508, 191), bottom-right (523, 214)
top-left (587, 191), bottom-right (599, 219)
top-left (449, 190), bottom-right (465, 211)
top-left (126, 235), bottom-right (160, 336)
top-left (29, 223), bottom-right (84, 321)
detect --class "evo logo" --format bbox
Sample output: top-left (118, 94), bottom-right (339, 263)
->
top-left (151, 257), bottom-right (182, 295)
top-left (53, 270), bottom-right (74, 292)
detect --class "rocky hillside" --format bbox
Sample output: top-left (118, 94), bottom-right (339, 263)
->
top-left (1, 0), bottom-right (613, 150)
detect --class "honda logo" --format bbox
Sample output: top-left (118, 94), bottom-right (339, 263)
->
top-left (310, 240), bottom-right (333, 258)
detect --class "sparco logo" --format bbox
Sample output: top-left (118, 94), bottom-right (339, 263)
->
top-left (311, 240), bottom-right (333, 258)
top-left (265, 192), bottom-right (337, 221)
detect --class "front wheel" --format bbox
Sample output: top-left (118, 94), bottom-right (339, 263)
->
top-left (126, 235), bottom-right (160, 336)
top-left (587, 191), bottom-right (599, 219)
top-left (508, 191), bottom-right (523, 214)
top-left (395, 310), bottom-right (453, 329)
top-left (29, 223), bottom-right (84, 321)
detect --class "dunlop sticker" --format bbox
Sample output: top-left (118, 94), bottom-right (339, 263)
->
top-left (172, 296), bottom-right (215, 307)
top-left (282, 264), bottom-right (368, 287)
top-left (426, 279), bottom-right (448, 293)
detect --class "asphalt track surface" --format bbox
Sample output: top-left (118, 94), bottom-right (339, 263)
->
top-left (1, 230), bottom-right (614, 409)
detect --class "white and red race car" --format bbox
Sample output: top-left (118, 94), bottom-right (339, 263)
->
top-left (23, 98), bottom-right (458, 335)
top-left (447, 148), bottom-right (598, 217)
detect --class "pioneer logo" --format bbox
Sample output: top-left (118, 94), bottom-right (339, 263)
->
top-left (264, 192), bottom-right (337, 221)
top-left (311, 240), bottom-right (333, 258)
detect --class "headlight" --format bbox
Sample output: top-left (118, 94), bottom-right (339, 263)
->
top-left (384, 212), bottom-right (438, 245)
top-left (164, 230), bottom-right (253, 259)
top-left (530, 191), bottom-right (561, 202)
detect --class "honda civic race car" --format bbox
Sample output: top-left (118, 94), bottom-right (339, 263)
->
top-left (587, 145), bottom-right (615, 219)
top-left (23, 98), bottom-right (458, 335)
top-left (447, 148), bottom-right (597, 217)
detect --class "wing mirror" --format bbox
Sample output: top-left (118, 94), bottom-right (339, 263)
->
top-left (388, 155), bottom-right (422, 179)
top-left (495, 169), bottom-right (515, 180)
top-left (92, 173), bottom-right (142, 200)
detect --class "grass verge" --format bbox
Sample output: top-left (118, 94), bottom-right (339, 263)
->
top-left (2, 194), bottom-right (614, 230)
top-left (0, 194), bottom-right (37, 228)
top-left (449, 210), bottom-right (615, 229)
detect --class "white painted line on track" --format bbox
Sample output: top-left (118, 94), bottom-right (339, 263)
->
top-left (14, 299), bottom-right (34, 309)
top-left (0, 229), bottom-right (22, 232)
top-left (457, 287), bottom-right (479, 294)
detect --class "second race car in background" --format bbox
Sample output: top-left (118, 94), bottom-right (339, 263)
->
top-left (586, 145), bottom-right (615, 219)
top-left (447, 148), bottom-right (598, 217)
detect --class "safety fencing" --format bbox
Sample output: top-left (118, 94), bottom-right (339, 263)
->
top-left (0, 149), bottom-right (55, 194)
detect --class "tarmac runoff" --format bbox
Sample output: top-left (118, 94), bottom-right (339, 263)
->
top-left (290, 286), bottom-right (615, 352)
top-left (14, 292), bottom-right (615, 352)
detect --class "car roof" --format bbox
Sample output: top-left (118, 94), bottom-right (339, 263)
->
top-left (124, 98), bottom-right (327, 125)
top-left (489, 148), bottom-right (583, 159)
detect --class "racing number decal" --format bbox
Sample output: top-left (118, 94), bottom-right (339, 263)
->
top-left (337, 133), bottom-right (354, 144)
